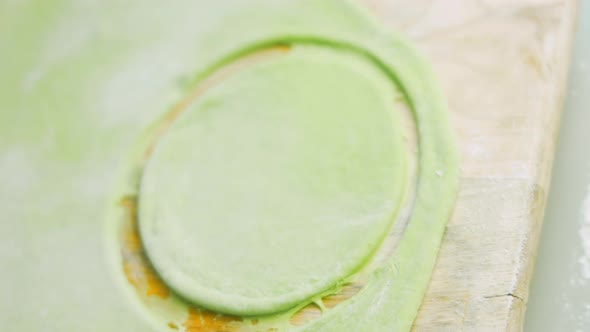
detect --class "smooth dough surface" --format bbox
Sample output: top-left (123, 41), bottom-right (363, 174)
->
top-left (135, 0), bottom-right (460, 330)
top-left (139, 47), bottom-right (408, 316)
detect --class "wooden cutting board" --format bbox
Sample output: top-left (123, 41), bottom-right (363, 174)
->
top-left (364, 0), bottom-right (577, 330)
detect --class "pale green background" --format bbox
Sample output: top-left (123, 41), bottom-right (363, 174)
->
top-left (525, 1), bottom-right (590, 331)
top-left (0, 1), bottom-right (238, 330)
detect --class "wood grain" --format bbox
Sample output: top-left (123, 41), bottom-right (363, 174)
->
top-left (365, 0), bottom-right (577, 330)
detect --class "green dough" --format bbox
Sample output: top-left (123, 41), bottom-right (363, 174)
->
top-left (137, 0), bottom-right (459, 329)
top-left (0, 0), bottom-right (458, 331)
top-left (138, 0), bottom-right (459, 330)
top-left (139, 47), bottom-right (408, 316)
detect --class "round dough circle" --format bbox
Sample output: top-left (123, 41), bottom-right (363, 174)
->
top-left (138, 47), bottom-right (408, 315)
